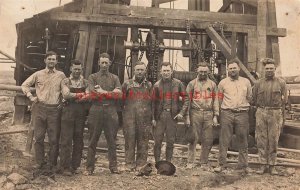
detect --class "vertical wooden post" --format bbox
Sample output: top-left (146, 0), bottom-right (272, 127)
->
top-left (256, 0), bottom-right (268, 76)
top-left (130, 27), bottom-right (139, 79)
top-left (267, 0), bottom-right (282, 76)
top-left (247, 31), bottom-right (258, 73)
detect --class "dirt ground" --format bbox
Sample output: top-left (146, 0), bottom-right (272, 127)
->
top-left (1, 71), bottom-right (300, 190)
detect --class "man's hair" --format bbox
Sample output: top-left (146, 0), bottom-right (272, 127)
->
top-left (70, 59), bottom-right (82, 66)
top-left (99, 52), bottom-right (111, 60)
top-left (160, 62), bottom-right (173, 70)
top-left (227, 58), bottom-right (240, 67)
top-left (135, 61), bottom-right (145, 67)
top-left (45, 51), bottom-right (58, 59)
top-left (197, 61), bottom-right (209, 68)
top-left (261, 58), bottom-right (276, 67)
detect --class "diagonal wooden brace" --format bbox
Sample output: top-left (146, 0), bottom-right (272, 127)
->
top-left (206, 26), bottom-right (257, 84)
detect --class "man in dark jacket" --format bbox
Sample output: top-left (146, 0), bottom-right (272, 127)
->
top-left (152, 62), bottom-right (188, 162)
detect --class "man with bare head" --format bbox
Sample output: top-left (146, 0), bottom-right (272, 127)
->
top-left (185, 62), bottom-right (219, 170)
top-left (21, 51), bottom-right (66, 173)
top-left (215, 58), bottom-right (252, 173)
top-left (84, 53), bottom-right (122, 175)
top-left (152, 62), bottom-right (189, 163)
top-left (122, 61), bottom-right (152, 174)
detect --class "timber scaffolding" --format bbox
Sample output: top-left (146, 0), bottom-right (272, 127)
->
top-left (12, 1), bottom-right (285, 123)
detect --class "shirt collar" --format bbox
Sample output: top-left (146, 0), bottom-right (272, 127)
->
top-left (45, 68), bottom-right (56, 74)
top-left (133, 75), bottom-right (147, 84)
top-left (99, 70), bottom-right (110, 76)
top-left (229, 76), bottom-right (239, 81)
top-left (69, 75), bottom-right (83, 81)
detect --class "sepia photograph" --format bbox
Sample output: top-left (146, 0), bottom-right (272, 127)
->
top-left (0, 0), bottom-right (300, 189)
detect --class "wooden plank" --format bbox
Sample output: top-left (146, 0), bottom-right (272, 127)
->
top-left (50, 11), bottom-right (286, 37)
top-left (206, 26), bottom-right (256, 83)
top-left (256, 0), bottom-right (267, 75)
top-left (84, 25), bottom-right (98, 78)
top-left (219, 0), bottom-right (232, 12)
top-left (130, 27), bottom-right (139, 78)
top-left (232, 0), bottom-right (257, 7)
top-left (155, 0), bottom-right (178, 4)
top-left (267, 0), bottom-right (282, 76)
top-left (247, 31), bottom-right (257, 72)
top-left (231, 32), bottom-right (237, 58)
top-left (94, 3), bottom-right (256, 25)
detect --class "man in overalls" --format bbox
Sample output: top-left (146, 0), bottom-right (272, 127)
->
top-left (59, 60), bottom-right (88, 176)
top-left (122, 61), bottom-right (152, 174)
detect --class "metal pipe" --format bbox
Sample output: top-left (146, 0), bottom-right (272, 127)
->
top-left (0, 84), bottom-right (35, 93)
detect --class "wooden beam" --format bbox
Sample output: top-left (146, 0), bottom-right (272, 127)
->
top-left (232, 0), bottom-right (257, 7)
top-left (256, 0), bottom-right (268, 75)
top-left (247, 31), bottom-right (257, 72)
top-left (84, 25), bottom-right (98, 78)
top-left (219, 0), bottom-right (232, 12)
top-left (94, 3), bottom-right (256, 26)
top-left (206, 26), bottom-right (256, 83)
top-left (267, 0), bottom-right (282, 76)
top-left (154, 0), bottom-right (178, 4)
top-left (50, 12), bottom-right (286, 37)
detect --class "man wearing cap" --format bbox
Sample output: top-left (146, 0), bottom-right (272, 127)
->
top-left (152, 62), bottom-right (188, 162)
top-left (84, 53), bottom-right (122, 175)
top-left (215, 58), bottom-right (252, 173)
top-left (252, 58), bottom-right (287, 175)
top-left (185, 62), bottom-right (219, 170)
top-left (58, 60), bottom-right (88, 176)
top-left (122, 61), bottom-right (152, 173)
top-left (21, 51), bottom-right (66, 172)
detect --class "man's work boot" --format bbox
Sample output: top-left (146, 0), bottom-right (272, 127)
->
top-left (110, 168), bottom-right (121, 174)
top-left (186, 163), bottom-right (196, 169)
top-left (83, 169), bottom-right (93, 176)
top-left (256, 166), bottom-right (268, 175)
top-left (214, 165), bottom-right (225, 173)
top-left (269, 166), bottom-right (279, 175)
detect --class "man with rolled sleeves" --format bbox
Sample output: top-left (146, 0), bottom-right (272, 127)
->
top-left (58, 60), bottom-right (88, 176)
top-left (185, 62), bottom-right (219, 170)
top-left (252, 58), bottom-right (287, 175)
top-left (84, 53), bottom-right (122, 175)
top-left (122, 61), bottom-right (152, 173)
top-left (215, 58), bottom-right (252, 173)
top-left (152, 62), bottom-right (189, 162)
top-left (21, 51), bottom-right (66, 172)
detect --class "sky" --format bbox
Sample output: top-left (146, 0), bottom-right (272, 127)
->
top-left (0, 0), bottom-right (299, 76)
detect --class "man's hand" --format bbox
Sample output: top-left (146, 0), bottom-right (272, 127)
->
top-left (152, 120), bottom-right (157, 127)
top-left (185, 117), bottom-right (191, 127)
top-left (29, 95), bottom-right (38, 103)
top-left (174, 113), bottom-right (184, 121)
top-left (212, 116), bottom-right (218, 127)
top-left (95, 85), bottom-right (107, 94)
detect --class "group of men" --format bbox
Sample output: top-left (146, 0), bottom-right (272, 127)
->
top-left (21, 50), bottom-right (287, 177)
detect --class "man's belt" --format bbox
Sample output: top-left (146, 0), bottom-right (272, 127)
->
top-left (258, 106), bottom-right (281, 110)
top-left (37, 102), bottom-right (60, 108)
top-left (222, 108), bottom-right (248, 113)
top-left (191, 107), bottom-right (212, 112)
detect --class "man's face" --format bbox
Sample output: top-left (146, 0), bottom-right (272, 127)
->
top-left (98, 57), bottom-right (111, 71)
top-left (197, 66), bottom-right (209, 80)
top-left (160, 65), bottom-right (173, 80)
top-left (228, 62), bottom-right (240, 78)
top-left (264, 63), bottom-right (276, 78)
top-left (71, 64), bottom-right (83, 79)
top-left (44, 55), bottom-right (57, 70)
top-left (134, 64), bottom-right (146, 80)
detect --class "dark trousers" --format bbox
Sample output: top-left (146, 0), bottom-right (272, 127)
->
top-left (256, 108), bottom-right (283, 166)
top-left (32, 103), bottom-right (61, 167)
top-left (86, 104), bottom-right (118, 171)
top-left (153, 111), bottom-right (177, 162)
top-left (188, 110), bottom-right (213, 164)
top-left (123, 118), bottom-right (151, 168)
top-left (59, 103), bottom-right (85, 170)
top-left (219, 110), bottom-right (249, 168)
